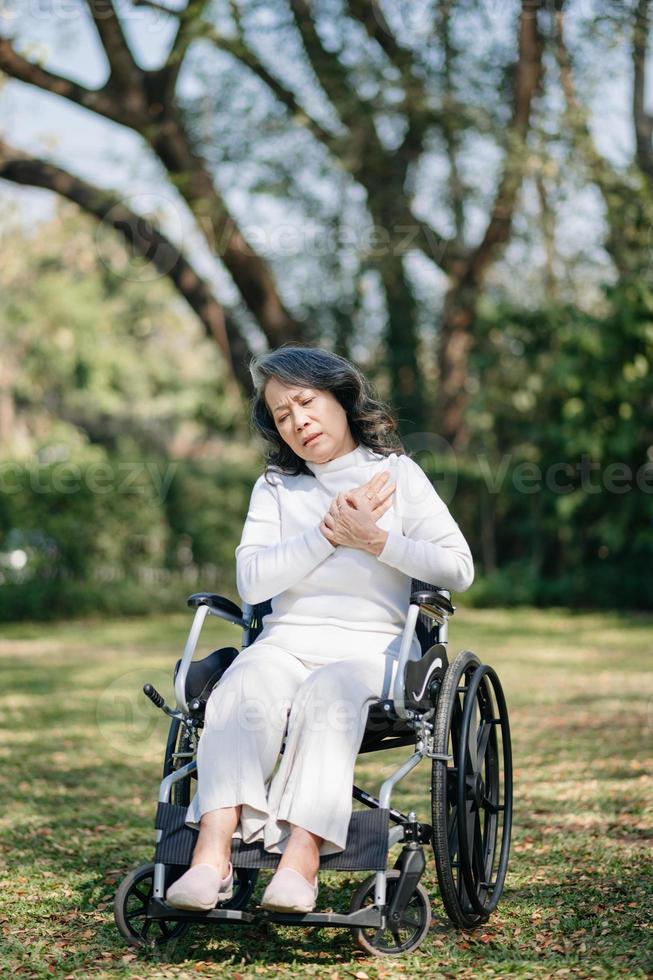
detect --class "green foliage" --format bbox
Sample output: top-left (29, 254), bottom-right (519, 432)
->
top-left (0, 206), bottom-right (258, 621)
top-left (0, 204), bottom-right (241, 456)
top-left (459, 280), bottom-right (653, 608)
top-left (0, 452), bottom-right (259, 621)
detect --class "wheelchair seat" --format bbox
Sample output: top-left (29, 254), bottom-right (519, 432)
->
top-left (174, 647), bottom-right (239, 705)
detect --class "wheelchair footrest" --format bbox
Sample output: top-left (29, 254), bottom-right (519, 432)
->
top-left (148, 897), bottom-right (383, 928)
top-left (148, 898), bottom-right (256, 923)
top-left (154, 802), bottom-right (390, 872)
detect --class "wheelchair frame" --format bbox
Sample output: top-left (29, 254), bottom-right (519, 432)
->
top-left (115, 580), bottom-right (513, 956)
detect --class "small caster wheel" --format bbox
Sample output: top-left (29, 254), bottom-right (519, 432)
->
top-left (114, 863), bottom-right (189, 948)
top-left (348, 869), bottom-right (432, 956)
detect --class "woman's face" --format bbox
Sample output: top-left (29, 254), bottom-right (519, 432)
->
top-left (264, 377), bottom-right (357, 463)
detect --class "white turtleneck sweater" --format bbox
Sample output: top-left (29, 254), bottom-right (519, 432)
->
top-left (234, 444), bottom-right (474, 641)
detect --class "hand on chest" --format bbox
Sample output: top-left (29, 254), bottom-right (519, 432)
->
top-left (279, 465), bottom-right (403, 540)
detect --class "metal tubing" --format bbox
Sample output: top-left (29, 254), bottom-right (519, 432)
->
top-left (153, 862), bottom-right (166, 898)
top-left (158, 761), bottom-right (197, 804)
top-left (391, 603), bottom-right (421, 719)
top-left (241, 602), bottom-right (254, 649)
top-left (174, 604), bottom-right (210, 713)
top-left (154, 763), bottom-right (198, 897)
top-left (374, 749), bottom-right (425, 907)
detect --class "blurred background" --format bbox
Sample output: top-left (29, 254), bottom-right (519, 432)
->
top-left (0, 0), bottom-right (651, 619)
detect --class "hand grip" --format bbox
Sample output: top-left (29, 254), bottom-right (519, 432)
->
top-left (143, 683), bottom-right (165, 709)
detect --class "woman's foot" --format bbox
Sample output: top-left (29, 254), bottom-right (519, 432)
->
top-left (261, 824), bottom-right (322, 912)
top-left (260, 867), bottom-right (319, 913)
top-left (165, 861), bottom-right (234, 911)
top-left (168, 804), bottom-right (240, 910)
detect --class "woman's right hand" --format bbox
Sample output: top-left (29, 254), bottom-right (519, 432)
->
top-left (344, 471), bottom-right (396, 518)
top-left (320, 472), bottom-right (396, 546)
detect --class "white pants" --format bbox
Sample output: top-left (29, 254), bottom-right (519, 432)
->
top-left (185, 622), bottom-right (421, 856)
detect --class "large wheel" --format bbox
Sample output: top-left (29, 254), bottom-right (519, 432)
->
top-left (348, 870), bottom-right (432, 956)
top-left (431, 650), bottom-right (512, 928)
top-left (114, 863), bottom-right (189, 948)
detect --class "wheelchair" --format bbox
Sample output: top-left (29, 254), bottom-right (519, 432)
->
top-left (114, 580), bottom-right (513, 957)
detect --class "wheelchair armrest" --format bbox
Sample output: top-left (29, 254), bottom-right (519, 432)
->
top-left (187, 592), bottom-right (249, 629)
top-left (410, 589), bottom-right (455, 623)
top-left (392, 589), bottom-right (454, 720)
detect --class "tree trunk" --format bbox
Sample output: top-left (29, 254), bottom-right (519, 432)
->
top-left (436, 279), bottom-right (476, 450)
top-left (378, 255), bottom-right (426, 435)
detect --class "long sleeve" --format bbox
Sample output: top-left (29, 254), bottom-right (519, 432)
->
top-left (376, 455), bottom-right (474, 592)
top-left (235, 473), bottom-right (336, 604)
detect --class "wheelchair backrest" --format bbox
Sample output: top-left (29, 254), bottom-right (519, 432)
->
top-left (245, 578), bottom-right (445, 655)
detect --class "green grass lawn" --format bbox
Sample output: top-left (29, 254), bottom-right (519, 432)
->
top-left (1, 607), bottom-right (651, 978)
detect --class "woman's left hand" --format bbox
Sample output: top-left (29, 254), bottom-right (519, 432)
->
top-left (321, 491), bottom-right (391, 555)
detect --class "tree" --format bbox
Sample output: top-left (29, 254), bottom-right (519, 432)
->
top-left (0, 0), bottom-right (544, 442)
top-left (552, 0), bottom-right (653, 283)
top-left (0, 202), bottom-right (242, 455)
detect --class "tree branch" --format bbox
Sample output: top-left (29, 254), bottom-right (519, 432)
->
top-left (287, 0), bottom-right (383, 161)
top-left (344, 0), bottom-right (423, 95)
top-left (0, 140), bottom-right (244, 381)
top-left (0, 37), bottom-right (139, 126)
top-left (633, 0), bottom-right (653, 182)
top-left (132, 0), bottom-right (345, 154)
top-left (161, 0), bottom-right (213, 95)
top-left (438, 0), bottom-right (465, 243)
top-left (0, 30), bottom-right (300, 345)
top-left (346, 0), bottom-right (429, 170)
top-left (465, 0), bottom-right (544, 287)
top-left (203, 27), bottom-right (341, 152)
top-left (553, 0), bottom-right (645, 279)
top-left (84, 0), bottom-right (142, 84)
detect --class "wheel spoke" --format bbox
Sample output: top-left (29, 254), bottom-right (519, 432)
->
top-left (126, 909), bottom-right (146, 921)
top-left (132, 886), bottom-right (150, 904)
top-left (401, 914), bottom-right (421, 929)
top-left (465, 801), bottom-right (476, 858)
top-left (472, 815), bottom-right (486, 886)
top-left (467, 724), bottom-right (478, 772)
top-left (449, 821), bottom-right (459, 866)
top-left (447, 804), bottom-right (459, 852)
top-left (482, 796), bottom-right (504, 814)
top-left (456, 858), bottom-right (466, 902)
top-left (476, 719), bottom-right (492, 767)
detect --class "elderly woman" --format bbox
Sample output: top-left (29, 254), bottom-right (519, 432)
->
top-left (166, 345), bottom-right (474, 914)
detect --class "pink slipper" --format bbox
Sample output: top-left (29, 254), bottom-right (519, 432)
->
top-left (260, 868), bottom-right (319, 913)
top-left (165, 861), bottom-right (234, 911)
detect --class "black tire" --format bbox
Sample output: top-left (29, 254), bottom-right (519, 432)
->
top-left (431, 650), bottom-right (512, 928)
top-left (349, 870), bottom-right (432, 956)
top-left (114, 863), bottom-right (189, 949)
top-left (162, 717), bottom-right (194, 807)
